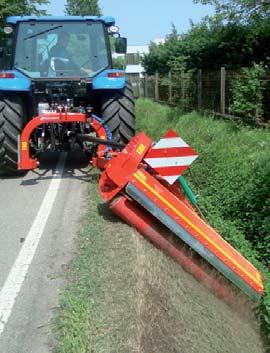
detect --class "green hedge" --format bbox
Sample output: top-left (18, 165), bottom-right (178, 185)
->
top-left (136, 98), bottom-right (270, 349)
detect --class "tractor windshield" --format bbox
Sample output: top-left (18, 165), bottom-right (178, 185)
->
top-left (14, 21), bottom-right (110, 78)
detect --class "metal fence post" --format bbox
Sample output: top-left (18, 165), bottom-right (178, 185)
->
top-left (144, 73), bottom-right (148, 98)
top-left (197, 69), bottom-right (202, 111)
top-left (137, 77), bottom-right (141, 98)
top-left (155, 72), bottom-right (159, 101)
top-left (220, 67), bottom-right (226, 114)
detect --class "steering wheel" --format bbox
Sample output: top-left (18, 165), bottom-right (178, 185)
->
top-left (49, 57), bottom-right (70, 76)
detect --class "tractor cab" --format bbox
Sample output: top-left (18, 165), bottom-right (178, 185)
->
top-left (0, 16), bottom-right (127, 79)
top-left (14, 20), bottom-right (109, 78)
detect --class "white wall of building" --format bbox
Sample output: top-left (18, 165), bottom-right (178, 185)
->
top-left (113, 40), bottom-right (164, 78)
top-left (113, 44), bottom-right (150, 78)
top-left (125, 45), bottom-right (149, 77)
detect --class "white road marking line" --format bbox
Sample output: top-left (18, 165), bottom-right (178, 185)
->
top-left (0, 153), bottom-right (66, 338)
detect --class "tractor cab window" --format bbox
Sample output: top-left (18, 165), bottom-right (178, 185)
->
top-left (14, 21), bottom-right (110, 78)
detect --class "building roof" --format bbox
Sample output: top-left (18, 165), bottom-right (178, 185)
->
top-left (126, 65), bottom-right (145, 74)
top-left (127, 45), bottom-right (149, 55)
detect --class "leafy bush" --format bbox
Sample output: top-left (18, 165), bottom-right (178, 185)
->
top-left (112, 56), bottom-right (126, 70)
top-left (229, 63), bottom-right (267, 125)
top-left (142, 20), bottom-right (270, 74)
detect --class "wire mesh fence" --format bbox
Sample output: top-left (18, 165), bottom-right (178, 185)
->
top-left (128, 68), bottom-right (270, 125)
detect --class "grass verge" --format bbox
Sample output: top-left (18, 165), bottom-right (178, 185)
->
top-left (55, 99), bottom-right (269, 352)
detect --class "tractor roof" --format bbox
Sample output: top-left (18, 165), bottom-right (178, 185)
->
top-left (6, 16), bottom-right (115, 27)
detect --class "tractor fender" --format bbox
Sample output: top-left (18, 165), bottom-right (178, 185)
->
top-left (92, 69), bottom-right (126, 90)
top-left (0, 70), bottom-right (31, 92)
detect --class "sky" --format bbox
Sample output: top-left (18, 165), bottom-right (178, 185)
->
top-left (44, 0), bottom-right (214, 45)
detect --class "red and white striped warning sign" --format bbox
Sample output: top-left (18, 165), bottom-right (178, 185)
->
top-left (144, 130), bottom-right (198, 184)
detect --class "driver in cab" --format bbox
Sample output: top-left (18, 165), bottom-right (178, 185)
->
top-left (49, 32), bottom-right (70, 59)
top-left (48, 32), bottom-right (90, 76)
top-left (48, 32), bottom-right (71, 75)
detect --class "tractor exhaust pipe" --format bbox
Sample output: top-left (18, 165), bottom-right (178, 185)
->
top-left (110, 195), bottom-right (236, 306)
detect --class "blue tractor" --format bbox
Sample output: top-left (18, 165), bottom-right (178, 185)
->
top-left (0, 16), bottom-right (135, 174)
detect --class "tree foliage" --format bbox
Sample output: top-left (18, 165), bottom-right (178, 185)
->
top-left (142, 19), bottom-right (270, 74)
top-left (194, 0), bottom-right (270, 23)
top-left (65, 0), bottom-right (101, 16)
top-left (0, 0), bottom-right (49, 28)
top-left (143, 0), bottom-right (270, 74)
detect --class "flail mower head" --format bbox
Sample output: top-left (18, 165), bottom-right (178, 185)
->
top-left (18, 111), bottom-right (264, 303)
top-left (98, 130), bottom-right (264, 302)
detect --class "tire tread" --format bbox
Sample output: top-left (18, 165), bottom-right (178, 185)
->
top-left (100, 83), bottom-right (135, 144)
top-left (0, 95), bottom-right (24, 175)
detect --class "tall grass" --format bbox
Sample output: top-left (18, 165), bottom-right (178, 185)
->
top-left (136, 98), bottom-right (270, 348)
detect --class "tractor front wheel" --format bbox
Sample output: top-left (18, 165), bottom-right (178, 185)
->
top-left (0, 95), bottom-right (25, 175)
top-left (100, 82), bottom-right (135, 144)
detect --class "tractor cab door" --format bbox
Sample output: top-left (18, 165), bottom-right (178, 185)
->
top-left (0, 36), bottom-right (13, 70)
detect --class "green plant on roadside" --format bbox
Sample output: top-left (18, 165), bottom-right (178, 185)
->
top-left (260, 276), bottom-right (270, 349)
top-left (229, 63), bottom-right (267, 125)
top-left (112, 56), bottom-right (126, 70)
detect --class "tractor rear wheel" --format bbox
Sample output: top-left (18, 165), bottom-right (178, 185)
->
top-left (0, 95), bottom-right (25, 175)
top-left (100, 82), bottom-right (135, 144)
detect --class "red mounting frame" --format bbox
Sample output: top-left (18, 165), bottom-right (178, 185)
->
top-left (18, 111), bottom-right (108, 170)
top-left (90, 117), bottom-right (111, 169)
top-left (19, 111), bottom-right (87, 170)
top-left (99, 131), bottom-right (152, 201)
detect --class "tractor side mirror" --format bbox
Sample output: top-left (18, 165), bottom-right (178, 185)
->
top-left (115, 37), bottom-right (127, 54)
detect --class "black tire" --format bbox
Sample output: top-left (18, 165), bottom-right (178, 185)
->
top-left (0, 95), bottom-right (25, 175)
top-left (100, 82), bottom-right (135, 144)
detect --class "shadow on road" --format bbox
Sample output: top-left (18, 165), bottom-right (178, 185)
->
top-left (20, 151), bottom-right (98, 186)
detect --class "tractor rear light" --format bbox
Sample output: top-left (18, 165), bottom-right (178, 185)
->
top-left (0, 72), bottom-right (15, 79)
top-left (107, 72), bottom-right (125, 78)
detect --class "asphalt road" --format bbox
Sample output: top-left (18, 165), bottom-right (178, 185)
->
top-left (0, 151), bottom-right (90, 353)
